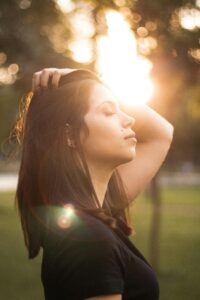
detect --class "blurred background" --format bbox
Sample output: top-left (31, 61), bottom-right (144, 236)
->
top-left (0, 0), bottom-right (200, 299)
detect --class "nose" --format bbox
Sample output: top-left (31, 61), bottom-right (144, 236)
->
top-left (122, 111), bottom-right (135, 128)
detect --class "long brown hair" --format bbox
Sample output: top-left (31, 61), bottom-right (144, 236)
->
top-left (14, 69), bottom-right (135, 259)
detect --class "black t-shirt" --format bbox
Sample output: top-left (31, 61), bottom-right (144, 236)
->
top-left (41, 209), bottom-right (160, 300)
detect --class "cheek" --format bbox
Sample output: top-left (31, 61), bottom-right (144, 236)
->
top-left (80, 115), bottom-right (123, 155)
top-left (83, 114), bottom-right (118, 142)
top-left (83, 124), bottom-right (111, 149)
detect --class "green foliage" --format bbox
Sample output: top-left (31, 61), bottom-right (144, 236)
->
top-left (0, 0), bottom-right (77, 154)
top-left (132, 186), bottom-right (200, 300)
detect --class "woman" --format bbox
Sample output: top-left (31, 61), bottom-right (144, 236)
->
top-left (15, 67), bottom-right (174, 300)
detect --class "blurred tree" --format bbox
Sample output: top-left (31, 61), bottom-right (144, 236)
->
top-left (0, 0), bottom-right (199, 164)
top-left (130, 0), bottom-right (200, 167)
top-left (0, 0), bottom-right (78, 152)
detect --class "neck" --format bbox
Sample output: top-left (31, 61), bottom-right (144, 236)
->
top-left (87, 163), bottom-right (114, 208)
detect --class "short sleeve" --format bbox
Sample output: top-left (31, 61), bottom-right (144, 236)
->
top-left (44, 217), bottom-right (126, 299)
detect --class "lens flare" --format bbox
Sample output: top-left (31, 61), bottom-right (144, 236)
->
top-left (57, 203), bottom-right (75, 229)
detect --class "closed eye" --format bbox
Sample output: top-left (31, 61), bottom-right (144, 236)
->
top-left (104, 109), bottom-right (116, 115)
top-left (102, 103), bottom-right (118, 115)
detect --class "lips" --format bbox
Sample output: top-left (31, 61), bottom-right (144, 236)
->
top-left (124, 131), bottom-right (137, 143)
top-left (124, 132), bottom-right (136, 139)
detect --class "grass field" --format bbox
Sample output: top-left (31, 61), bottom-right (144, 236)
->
top-left (0, 186), bottom-right (200, 300)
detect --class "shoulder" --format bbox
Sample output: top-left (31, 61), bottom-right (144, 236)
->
top-left (43, 207), bottom-right (118, 249)
top-left (42, 208), bottom-right (126, 272)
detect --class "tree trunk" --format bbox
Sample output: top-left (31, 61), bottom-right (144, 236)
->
top-left (149, 173), bottom-right (161, 273)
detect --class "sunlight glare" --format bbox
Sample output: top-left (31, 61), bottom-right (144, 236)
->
top-left (55, 0), bottom-right (75, 13)
top-left (69, 39), bottom-right (93, 63)
top-left (67, 9), bottom-right (94, 63)
top-left (95, 10), bottom-right (154, 106)
top-left (179, 7), bottom-right (200, 30)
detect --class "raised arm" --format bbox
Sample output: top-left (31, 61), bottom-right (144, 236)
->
top-left (117, 102), bottom-right (174, 202)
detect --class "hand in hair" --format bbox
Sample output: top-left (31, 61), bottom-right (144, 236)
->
top-left (32, 68), bottom-right (76, 93)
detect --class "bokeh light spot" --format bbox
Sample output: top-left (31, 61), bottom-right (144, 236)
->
top-left (179, 7), bottom-right (200, 31)
top-left (145, 21), bottom-right (157, 32)
top-left (19, 0), bottom-right (31, 10)
top-left (55, 0), bottom-right (75, 13)
top-left (137, 27), bottom-right (149, 37)
top-left (8, 64), bottom-right (19, 75)
top-left (0, 52), bottom-right (7, 65)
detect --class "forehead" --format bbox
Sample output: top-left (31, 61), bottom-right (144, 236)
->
top-left (88, 82), bottom-right (118, 109)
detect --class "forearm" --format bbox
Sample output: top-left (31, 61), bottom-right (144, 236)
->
top-left (120, 103), bottom-right (174, 144)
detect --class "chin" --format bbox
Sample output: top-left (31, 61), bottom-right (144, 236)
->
top-left (119, 149), bottom-right (136, 165)
top-left (127, 146), bottom-right (136, 158)
top-left (125, 153), bottom-right (136, 163)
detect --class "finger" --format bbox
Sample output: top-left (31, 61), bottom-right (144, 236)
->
top-left (40, 69), bottom-right (53, 90)
top-left (32, 72), bottom-right (42, 94)
top-left (32, 72), bottom-right (38, 92)
top-left (51, 70), bottom-right (62, 88)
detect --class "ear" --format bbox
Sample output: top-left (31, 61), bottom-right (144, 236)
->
top-left (66, 123), bottom-right (76, 148)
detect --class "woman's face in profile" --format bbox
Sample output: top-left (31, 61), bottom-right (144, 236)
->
top-left (80, 82), bottom-right (137, 169)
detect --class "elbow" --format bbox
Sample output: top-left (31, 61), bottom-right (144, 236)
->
top-left (169, 123), bottom-right (174, 143)
top-left (164, 122), bottom-right (174, 145)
